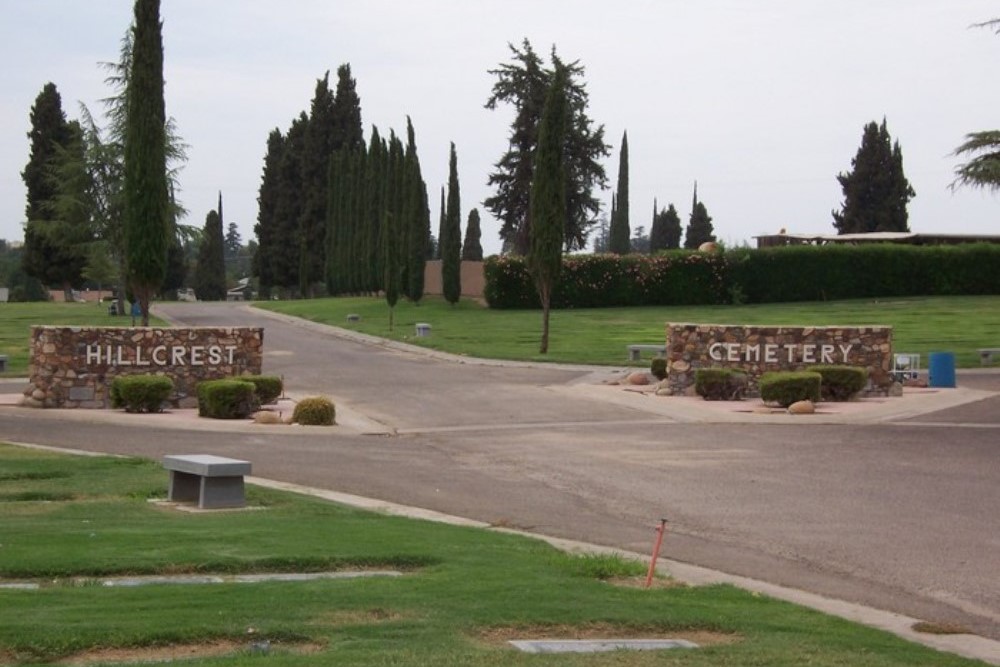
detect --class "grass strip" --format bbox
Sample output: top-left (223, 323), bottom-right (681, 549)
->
top-left (259, 294), bottom-right (1000, 368)
top-left (0, 443), bottom-right (983, 666)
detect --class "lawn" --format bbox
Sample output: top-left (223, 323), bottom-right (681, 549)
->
top-left (0, 444), bottom-right (982, 666)
top-left (0, 302), bottom-right (168, 377)
top-left (258, 294), bottom-right (1000, 368)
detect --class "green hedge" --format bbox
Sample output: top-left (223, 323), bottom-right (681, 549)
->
top-left (110, 375), bottom-right (174, 413)
top-left (234, 375), bottom-right (283, 405)
top-left (812, 365), bottom-right (868, 401)
top-left (197, 379), bottom-right (258, 419)
top-left (694, 368), bottom-right (748, 401)
top-left (484, 252), bottom-right (729, 309)
top-left (760, 371), bottom-right (822, 407)
top-left (483, 244), bottom-right (1000, 309)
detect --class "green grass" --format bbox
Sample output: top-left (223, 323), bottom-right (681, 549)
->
top-left (0, 302), bottom-right (168, 377)
top-left (0, 444), bottom-right (983, 666)
top-left (258, 294), bottom-right (1000, 368)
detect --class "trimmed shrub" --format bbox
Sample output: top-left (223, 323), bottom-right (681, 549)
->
top-left (235, 374), bottom-right (283, 405)
top-left (650, 358), bottom-right (667, 380)
top-left (110, 375), bottom-right (173, 413)
top-left (760, 371), bottom-right (822, 407)
top-left (293, 396), bottom-right (336, 426)
top-left (694, 368), bottom-right (748, 401)
top-left (813, 365), bottom-right (868, 401)
top-left (197, 379), bottom-right (258, 419)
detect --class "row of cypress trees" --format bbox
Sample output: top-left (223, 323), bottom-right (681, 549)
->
top-left (255, 66), bottom-right (433, 300)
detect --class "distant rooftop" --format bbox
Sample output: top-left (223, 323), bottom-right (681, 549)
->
top-left (753, 232), bottom-right (1000, 248)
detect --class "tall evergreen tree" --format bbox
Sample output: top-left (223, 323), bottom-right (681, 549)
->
top-left (224, 221), bottom-right (241, 261)
top-left (441, 143), bottom-right (462, 305)
top-left (195, 203), bottom-right (225, 300)
top-left (832, 118), bottom-right (915, 234)
top-left (528, 64), bottom-right (568, 354)
top-left (364, 127), bottom-right (385, 293)
top-left (609, 131), bottom-right (630, 254)
top-left (21, 83), bottom-right (89, 292)
top-left (684, 183), bottom-right (715, 249)
top-left (298, 72), bottom-right (336, 296)
top-left (662, 203), bottom-right (682, 250)
top-left (272, 114), bottom-right (308, 292)
top-left (462, 208), bottom-right (484, 261)
top-left (123, 0), bottom-right (170, 325)
top-left (486, 40), bottom-right (609, 254)
top-left (254, 128), bottom-right (285, 296)
top-left (649, 200), bottom-right (665, 253)
top-left (436, 187), bottom-right (445, 260)
top-left (404, 117), bottom-right (429, 303)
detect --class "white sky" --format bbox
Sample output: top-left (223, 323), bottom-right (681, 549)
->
top-left (1, 1), bottom-right (997, 257)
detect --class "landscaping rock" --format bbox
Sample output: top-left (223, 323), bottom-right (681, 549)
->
top-left (788, 400), bottom-right (815, 415)
top-left (627, 372), bottom-right (650, 386)
top-left (254, 410), bottom-right (283, 425)
top-left (888, 382), bottom-right (904, 398)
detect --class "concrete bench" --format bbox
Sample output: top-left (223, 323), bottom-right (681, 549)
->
top-left (977, 348), bottom-right (1000, 366)
top-left (415, 322), bottom-right (432, 337)
top-left (0, 355), bottom-right (7, 373)
top-left (163, 455), bottom-right (251, 509)
top-left (627, 344), bottom-right (666, 362)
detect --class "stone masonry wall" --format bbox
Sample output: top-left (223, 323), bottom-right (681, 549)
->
top-left (26, 327), bottom-right (263, 409)
top-left (665, 323), bottom-right (893, 396)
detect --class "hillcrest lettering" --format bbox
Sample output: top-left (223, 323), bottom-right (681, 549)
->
top-left (85, 344), bottom-right (238, 367)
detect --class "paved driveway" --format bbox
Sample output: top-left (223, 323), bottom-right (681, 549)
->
top-left (2, 301), bottom-right (998, 642)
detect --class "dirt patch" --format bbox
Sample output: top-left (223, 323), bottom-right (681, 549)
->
top-left (6, 639), bottom-right (325, 666)
top-left (313, 607), bottom-right (409, 626)
top-left (912, 621), bottom-right (973, 635)
top-left (476, 623), bottom-right (741, 648)
top-left (603, 575), bottom-right (686, 590)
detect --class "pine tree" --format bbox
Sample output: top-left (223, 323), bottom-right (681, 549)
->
top-left (462, 208), bottom-right (484, 261)
top-left (609, 131), bottom-right (631, 254)
top-left (486, 40), bottom-right (609, 254)
top-left (684, 183), bottom-right (715, 249)
top-left (528, 64), bottom-right (568, 353)
top-left (442, 143), bottom-right (462, 305)
top-left (123, 0), bottom-right (170, 325)
top-left (833, 118), bottom-right (915, 234)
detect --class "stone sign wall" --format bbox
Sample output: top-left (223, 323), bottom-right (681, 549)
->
top-left (25, 326), bottom-right (263, 409)
top-left (665, 323), bottom-right (893, 396)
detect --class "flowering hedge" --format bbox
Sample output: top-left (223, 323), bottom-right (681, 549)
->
top-left (483, 243), bottom-right (1000, 309)
top-left (484, 252), bottom-right (729, 309)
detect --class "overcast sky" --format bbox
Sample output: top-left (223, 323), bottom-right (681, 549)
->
top-left (1, 1), bottom-right (998, 257)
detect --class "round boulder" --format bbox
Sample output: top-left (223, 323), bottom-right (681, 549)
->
top-left (787, 400), bottom-right (816, 415)
top-left (626, 372), bottom-right (650, 386)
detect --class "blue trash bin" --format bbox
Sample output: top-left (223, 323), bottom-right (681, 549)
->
top-left (928, 352), bottom-right (956, 388)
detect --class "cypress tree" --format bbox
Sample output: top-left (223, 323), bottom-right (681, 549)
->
top-left (833, 118), bottom-right (915, 234)
top-left (404, 117), bottom-right (428, 303)
top-left (683, 183), bottom-right (716, 249)
top-left (528, 64), bottom-right (568, 354)
top-left (436, 187), bottom-right (445, 260)
top-left (441, 143), bottom-right (462, 305)
top-left (298, 73), bottom-right (336, 296)
top-left (365, 128), bottom-right (384, 293)
top-left (609, 131), bottom-right (631, 254)
top-left (195, 205), bottom-right (225, 300)
top-left (22, 96), bottom-right (91, 293)
top-left (462, 209), bottom-right (484, 261)
top-left (662, 204), bottom-right (682, 250)
top-left (649, 200), bottom-right (665, 253)
top-left (123, 0), bottom-right (170, 325)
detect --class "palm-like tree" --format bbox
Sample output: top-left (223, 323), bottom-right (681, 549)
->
top-left (952, 20), bottom-right (1000, 192)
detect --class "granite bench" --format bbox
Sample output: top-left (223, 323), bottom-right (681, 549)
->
top-left (627, 344), bottom-right (666, 362)
top-left (163, 454), bottom-right (251, 509)
top-left (977, 348), bottom-right (1000, 366)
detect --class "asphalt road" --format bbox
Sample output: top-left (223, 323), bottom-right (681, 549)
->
top-left (2, 301), bottom-right (998, 642)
